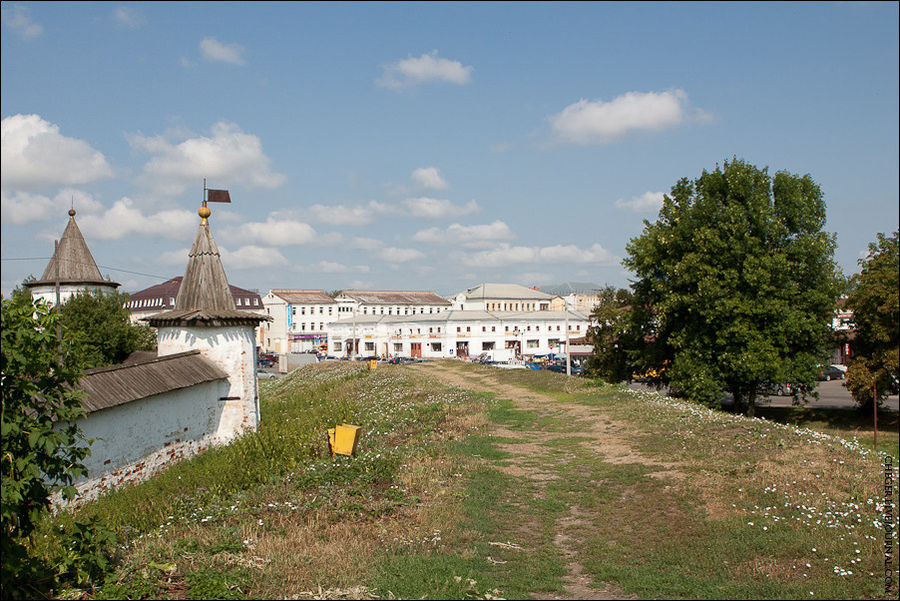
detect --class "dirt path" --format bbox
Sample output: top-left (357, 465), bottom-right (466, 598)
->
top-left (411, 361), bottom-right (659, 600)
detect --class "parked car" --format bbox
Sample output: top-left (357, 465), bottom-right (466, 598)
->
top-left (258, 357), bottom-right (275, 368)
top-left (256, 370), bottom-right (278, 380)
top-left (818, 365), bottom-right (845, 381)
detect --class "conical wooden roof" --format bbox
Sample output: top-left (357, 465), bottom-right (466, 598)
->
top-left (26, 210), bottom-right (119, 288)
top-left (148, 217), bottom-right (266, 327)
top-left (175, 222), bottom-right (236, 312)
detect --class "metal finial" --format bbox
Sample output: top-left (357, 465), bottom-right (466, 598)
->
top-left (199, 202), bottom-right (211, 225)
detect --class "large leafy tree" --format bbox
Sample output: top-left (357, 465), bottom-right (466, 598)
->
top-left (59, 290), bottom-right (156, 370)
top-left (1, 294), bottom-right (91, 598)
top-left (624, 158), bottom-right (841, 415)
top-left (586, 286), bottom-right (636, 383)
top-left (845, 231), bottom-right (899, 408)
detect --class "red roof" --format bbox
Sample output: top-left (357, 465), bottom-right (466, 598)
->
top-left (127, 277), bottom-right (261, 311)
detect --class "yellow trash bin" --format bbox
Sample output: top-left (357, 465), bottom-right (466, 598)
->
top-left (368, 359), bottom-right (377, 370)
top-left (328, 424), bottom-right (362, 457)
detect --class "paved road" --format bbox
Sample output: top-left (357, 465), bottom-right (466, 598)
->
top-left (627, 378), bottom-right (899, 413)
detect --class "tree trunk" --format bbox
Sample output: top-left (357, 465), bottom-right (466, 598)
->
top-left (746, 389), bottom-right (757, 417)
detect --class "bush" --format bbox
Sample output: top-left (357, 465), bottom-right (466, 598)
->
top-left (1, 294), bottom-right (92, 598)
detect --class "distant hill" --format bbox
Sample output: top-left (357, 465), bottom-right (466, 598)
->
top-left (538, 282), bottom-right (602, 296)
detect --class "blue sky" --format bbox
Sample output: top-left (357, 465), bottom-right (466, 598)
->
top-left (2, 2), bottom-right (898, 297)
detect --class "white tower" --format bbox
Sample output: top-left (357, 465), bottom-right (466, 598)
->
top-left (148, 200), bottom-right (269, 443)
top-left (24, 208), bottom-right (120, 306)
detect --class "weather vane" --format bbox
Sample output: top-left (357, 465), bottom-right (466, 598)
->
top-left (200, 178), bottom-right (231, 225)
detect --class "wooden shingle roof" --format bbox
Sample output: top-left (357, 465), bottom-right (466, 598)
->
top-left (25, 210), bottom-right (119, 289)
top-left (76, 350), bottom-right (228, 414)
top-left (148, 219), bottom-right (267, 327)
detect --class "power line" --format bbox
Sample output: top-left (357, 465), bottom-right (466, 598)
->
top-left (1, 256), bottom-right (171, 282)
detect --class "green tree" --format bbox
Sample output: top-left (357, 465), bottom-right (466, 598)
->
top-left (586, 286), bottom-right (635, 383)
top-left (1, 294), bottom-right (91, 598)
top-left (845, 231), bottom-right (899, 408)
top-left (624, 158), bottom-right (841, 415)
top-left (59, 290), bottom-right (156, 370)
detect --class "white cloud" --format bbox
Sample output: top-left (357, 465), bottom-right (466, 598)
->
top-left (221, 245), bottom-right (288, 270)
top-left (377, 51), bottom-right (473, 89)
top-left (226, 217), bottom-right (317, 247)
top-left (377, 247), bottom-right (425, 263)
top-left (301, 261), bottom-right (371, 274)
top-left (2, 114), bottom-right (113, 189)
top-left (2, 5), bottom-right (43, 39)
top-left (77, 197), bottom-right (195, 241)
top-left (129, 122), bottom-right (285, 196)
top-left (519, 272), bottom-right (556, 285)
top-left (1, 189), bottom-right (103, 225)
top-left (113, 6), bottom-right (146, 28)
top-left (549, 90), bottom-right (689, 145)
top-left (308, 200), bottom-right (396, 226)
top-left (199, 37), bottom-right (247, 65)
top-left (403, 197), bottom-right (479, 220)
top-left (615, 191), bottom-right (665, 213)
top-left (351, 236), bottom-right (385, 251)
top-left (411, 167), bottom-right (448, 191)
top-left (412, 220), bottom-right (515, 248)
top-left (461, 243), bottom-right (619, 268)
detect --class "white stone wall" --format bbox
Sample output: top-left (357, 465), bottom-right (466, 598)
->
top-left (62, 380), bottom-right (228, 505)
top-left (30, 283), bottom-right (117, 308)
top-left (157, 325), bottom-right (259, 441)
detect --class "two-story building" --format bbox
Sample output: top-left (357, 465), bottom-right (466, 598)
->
top-left (326, 309), bottom-right (590, 361)
top-left (260, 289), bottom-right (338, 354)
top-left (450, 283), bottom-right (553, 312)
top-left (334, 289), bottom-right (452, 318)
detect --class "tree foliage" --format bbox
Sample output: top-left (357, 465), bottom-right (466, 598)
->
top-left (59, 290), bottom-right (156, 370)
top-left (1, 294), bottom-right (91, 598)
top-left (624, 158), bottom-right (841, 415)
top-left (586, 286), bottom-right (635, 383)
top-left (845, 231), bottom-right (899, 408)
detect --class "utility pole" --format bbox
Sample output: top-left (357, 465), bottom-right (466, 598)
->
top-left (54, 239), bottom-right (62, 342)
top-left (565, 295), bottom-right (571, 376)
top-left (351, 302), bottom-right (357, 360)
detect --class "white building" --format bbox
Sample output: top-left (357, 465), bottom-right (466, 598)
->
top-left (550, 292), bottom-right (600, 314)
top-left (326, 309), bottom-right (590, 360)
top-left (335, 289), bottom-right (452, 318)
top-left (451, 283), bottom-right (553, 312)
top-left (25, 208), bottom-right (120, 306)
top-left (260, 289), bottom-right (338, 354)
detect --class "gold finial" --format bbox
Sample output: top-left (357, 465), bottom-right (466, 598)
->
top-left (199, 202), bottom-right (211, 225)
top-left (68, 208), bottom-right (76, 217)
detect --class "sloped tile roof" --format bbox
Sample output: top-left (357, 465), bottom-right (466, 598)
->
top-left (339, 290), bottom-right (451, 305)
top-left (127, 277), bottom-right (261, 311)
top-left (270, 289), bottom-right (336, 304)
top-left (460, 283), bottom-right (552, 300)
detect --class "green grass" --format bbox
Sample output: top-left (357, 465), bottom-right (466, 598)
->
top-left (25, 361), bottom-right (898, 599)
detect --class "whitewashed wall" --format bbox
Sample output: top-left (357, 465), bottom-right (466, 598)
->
top-left (157, 325), bottom-right (259, 441)
top-left (30, 283), bottom-right (118, 307)
top-left (62, 380), bottom-right (228, 504)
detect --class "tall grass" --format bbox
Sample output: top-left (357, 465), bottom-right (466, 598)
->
top-left (30, 363), bottom-right (468, 561)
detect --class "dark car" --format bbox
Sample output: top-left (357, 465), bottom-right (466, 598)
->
top-left (818, 365), bottom-right (845, 381)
